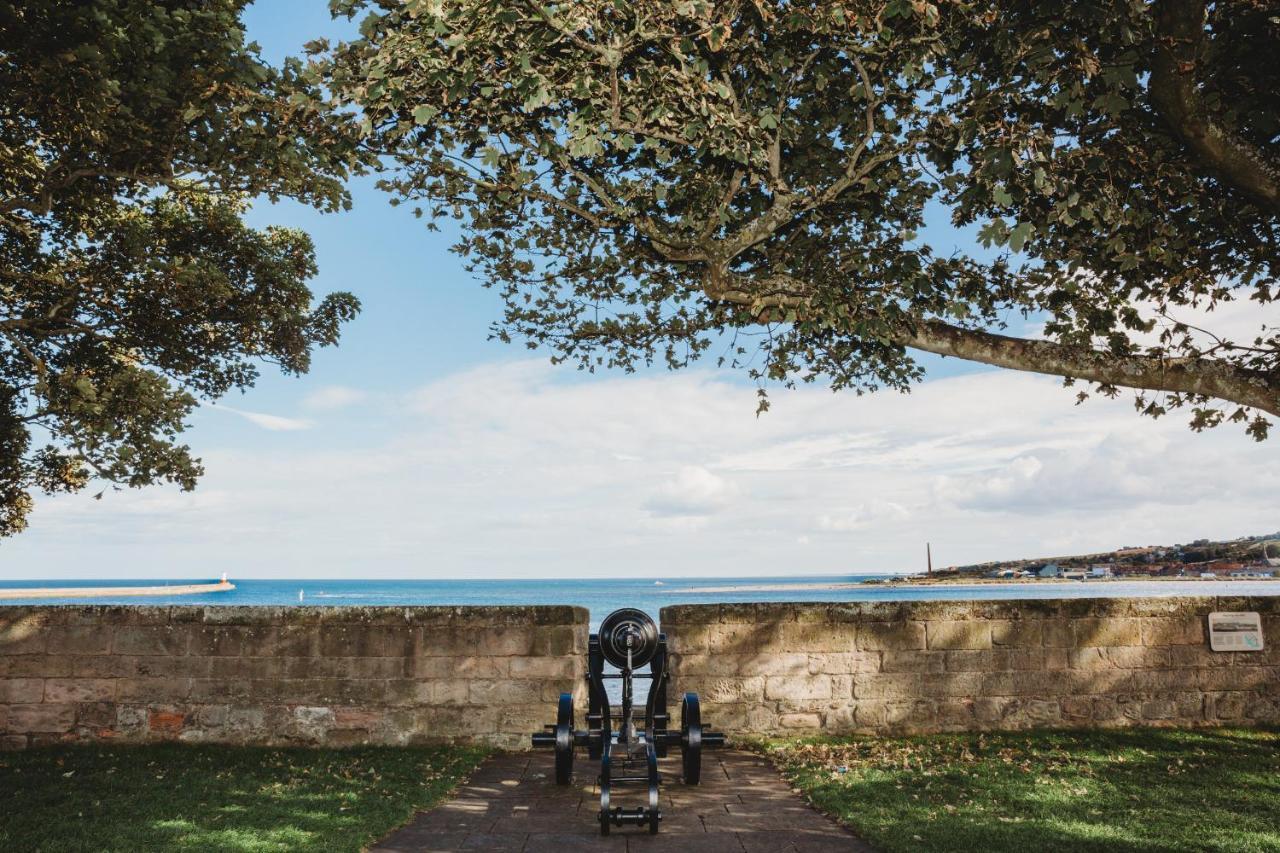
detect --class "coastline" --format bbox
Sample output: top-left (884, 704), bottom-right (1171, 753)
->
top-left (667, 576), bottom-right (1280, 594)
top-left (0, 580), bottom-right (235, 600)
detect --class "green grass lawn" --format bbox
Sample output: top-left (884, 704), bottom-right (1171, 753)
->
top-left (759, 728), bottom-right (1280, 853)
top-left (0, 743), bottom-right (488, 852)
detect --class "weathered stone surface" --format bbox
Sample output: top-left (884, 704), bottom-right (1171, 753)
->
top-left (8, 703), bottom-right (75, 732)
top-left (666, 598), bottom-right (1280, 738)
top-left (112, 626), bottom-right (190, 657)
top-left (927, 621), bottom-right (992, 651)
top-left (43, 679), bottom-right (114, 703)
top-left (45, 627), bottom-right (112, 656)
top-left (857, 622), bottom-right (926, 651)
top-left (5, 599), bottom-right (1278, 746)
top-left (0, 605), bottom-right (586, 748)
top-left (0, 678), bottom-right (43, 704)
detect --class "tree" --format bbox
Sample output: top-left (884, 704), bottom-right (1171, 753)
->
top-left (0, 1), bottom-right (368, 536)
top-left (326, 0), bottom-right (1278, 436)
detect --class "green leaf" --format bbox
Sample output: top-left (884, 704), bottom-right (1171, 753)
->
top-left (1009, 221), bottom-right (1033, 252)
top-left (412, 105), bottom-right (438, 125)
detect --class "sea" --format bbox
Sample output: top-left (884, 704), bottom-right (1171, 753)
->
top-left (4, 576), bottom-right (1279, 632)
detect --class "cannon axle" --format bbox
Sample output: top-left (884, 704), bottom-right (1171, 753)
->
top-left (530, 607), bottom-right (725, 835)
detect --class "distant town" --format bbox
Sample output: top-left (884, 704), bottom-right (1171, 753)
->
top-left (900, 532), bottom-right (1280, 583)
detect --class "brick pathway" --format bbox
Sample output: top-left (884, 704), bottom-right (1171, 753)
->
top-left (371, 750), bottom-right (872, 852)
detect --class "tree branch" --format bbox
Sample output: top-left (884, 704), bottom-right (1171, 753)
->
top-left (899, 320), bottom-right (1280, 417)
top-left (702, 272), bottom-right (1280, 416)
top-left (1150, 0), bottom-right (1280, 213)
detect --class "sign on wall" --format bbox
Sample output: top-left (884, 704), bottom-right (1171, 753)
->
top-left (1207, 612), bottom-right (1265, 652)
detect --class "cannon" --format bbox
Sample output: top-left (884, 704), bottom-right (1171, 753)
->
top-left (531, 608), bottom-right (725, 834)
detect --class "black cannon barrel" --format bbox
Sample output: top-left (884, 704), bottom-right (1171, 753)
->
top-left (529, 607), bottom-right (723, 836)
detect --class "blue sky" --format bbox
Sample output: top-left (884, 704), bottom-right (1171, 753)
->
top-left (1, 2), bottom-right (1276, 579)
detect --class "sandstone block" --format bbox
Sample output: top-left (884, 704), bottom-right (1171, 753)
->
top-left (936, 699), bottom-right (976, 729)
top-left (471, 626), bottom-right (540, 657)
top-left (854, 702), bottom-right (887, 728)
top-left (990, 620), bottom-right (1043, 647)
top-left (45, 627), bottom-right (112, 656)
top-left (1106, 646), bottom-right (1167, 669)
top-left (777, 712), bottom-right (821, 729)
top-left (932, 672), bottom-right (986, 698)
top-left (340, 657), bottom-right (405, 680)
top-left (468, 679), bottom-right (542, 705)
top-left (433, 679), bottom-right (474, 706)
top-left (972, 696), bottom-right (1014, 724)
top-left (706, 623), bottom-right (773, 654)
top-left (0, 678), bottom-right (44, 703)
top-left (764, 675), bottom-right (832, 702)
top-left (66, 655), bottom-right (130, 678)
top-left (411, 656), bottom-right (507, 679)
top-left (1206, 692), bottom-right (1246, 720)
top-left (1141, 617), bottom-right (1205, 647)
top-left (775, 623), bottom-right (855, 653)
top-left (149, 709), bottom-right (187, 734)
top-left (117, 677), bottom-right (191, 703)
top-left (507, 657), bottom-right (576, 679)
top-left (321, 625), bottom-right (412, 658)
top-left (1068, 648), bottom-right (1111, 671)
top-left (944, 650), bottom-right (1009, 672)
top-left (536, 626), bottom-right (581, 657)
top-left (857, 622), bottom-right (926, 651)
top-left (736, 653), bottom-right (810, 677)
top-left (0, 616), bottom-right (48, 655)
top-left (136, 655), bottom-right (208, 679)
top-left (1197, 666), bottom-right (1275, 692)
top-left (43, 679), bottom-right (114, 703)
top-left (1002, 698), bottom-right (1061, 727)
top-left (112, 626), bottom-right (189, 657)
top-left (190, 626), bottom-right (249, 657)
top-left (1040, 620), bottom-right (1074, 648)
top-left (8, 703), bottom-right (75, 733)
top-left (808, 652), bottom-right (880, 675)
top-left (926, 621), bottom-right (992, 651)
top-left (258, 625), bottom-right (321, 657)
top-left (702, 677), bottom-right (764, 703)
top-left (854, 673), bottom-right (923, 701)
top-left (1073, 618), bottom-right (1141, 648)
top-left (1060, 696), bottom-right (1093, 721)
top-left (0, 655), bottom-right (67, 678)
top-left (880, 650), bottom-right (944, 674)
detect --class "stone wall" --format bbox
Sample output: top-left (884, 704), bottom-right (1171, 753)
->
top-left (661, 597), bottom-right (1280, 735)
top-left (0, 605), bottom-right (587, 749)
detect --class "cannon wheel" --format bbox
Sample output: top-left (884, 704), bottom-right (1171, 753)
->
top-left (598, 745), bottom-right (612, 836)
top-left (554, 692), bottom-right (575, 785)
top-left (680, 693), bottom-right (703, 785)
top-left (646, 742), bottom-right (661, 834)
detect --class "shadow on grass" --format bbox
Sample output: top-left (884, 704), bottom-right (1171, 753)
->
top-left (770, 727), bottom-right (1280, 853)
top-left (0, 743), bottom-right (488, 852)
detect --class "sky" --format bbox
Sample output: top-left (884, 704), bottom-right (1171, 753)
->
top-left (2, 2), bottom-right (1276, 579)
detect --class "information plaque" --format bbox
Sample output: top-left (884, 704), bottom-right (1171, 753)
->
top-left (1207, 612), bottom-right (1265, 652)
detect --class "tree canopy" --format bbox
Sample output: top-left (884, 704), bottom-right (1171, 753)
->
top-left (0, 1), bottom-right (368, 536)
top-left (326, 0), bottom-right (1279, 434)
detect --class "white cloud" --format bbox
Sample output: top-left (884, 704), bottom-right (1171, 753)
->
top-left (302, 385), bottom-right (368, 411)
top-left (644, 466), bottom-right (740, 517)
top-left (212, 404), bottom-right (312, 432)
top-left (11, 360), bottom-right (1280, 578)
top-left (818, 500), bottom-right (911, 531)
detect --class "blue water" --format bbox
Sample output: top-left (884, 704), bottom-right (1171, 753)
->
top-left (3, 576), bottom-right (1278, 630)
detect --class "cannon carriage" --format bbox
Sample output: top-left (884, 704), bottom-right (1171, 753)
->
top-left (531, 608), bottom-right (724, 834)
